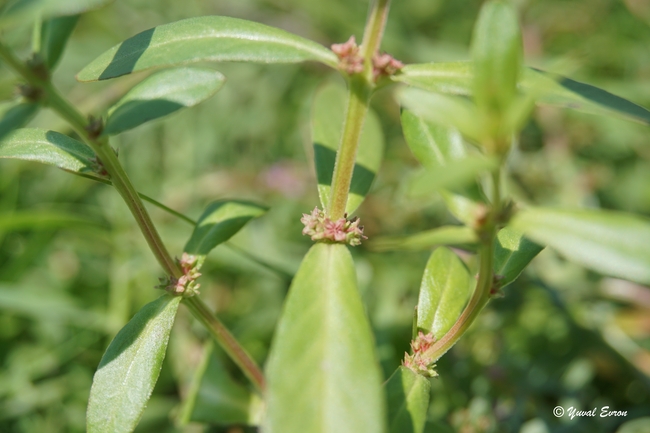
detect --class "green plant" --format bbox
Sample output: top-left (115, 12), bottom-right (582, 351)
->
top-left (1, 0), bottom-right (649, 432)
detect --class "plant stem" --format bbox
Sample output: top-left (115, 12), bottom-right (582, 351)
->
top-left (184, 296), bottom-right (266, 392)
top-left (360, 0), bottom-right (391, 61)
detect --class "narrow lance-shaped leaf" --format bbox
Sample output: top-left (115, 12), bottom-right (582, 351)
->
top-left (371, 226), bottom-right (477, 252)
top-left (0, 0), bottom-right (113, 27)
top-left (493, 226), bottom-right (543, 289)
top-left (417, 247), bottom-right (472, 340)
top-left (0, 103), bottom-right (39, 140)
top-left (87, 294), bottom-right (182, 433)
top-left (264, 243), bottom-right (386, 433)
top-left (184, 200), bottom-right (267, 257)
top-left (510, 207), bottom-right (650, 285)
top-left (312, 81), bottom-right (384, 214)
top-left (77, 16), bottom-right (338, 82)
top-left (104, 68), bottom-right (225, 135)
top-left (385, 366), bottom-right (431, 433)
top-left (0, 128), bottom-right (96, 173)
top-left (40, 15), bottom-right (80, 70)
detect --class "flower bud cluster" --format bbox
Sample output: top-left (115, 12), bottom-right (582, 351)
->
top-left (301, 207), bottom-right (367, 246)
top-left (157, 253), bottom-right (202, 297)
top-left (403, 331), bottom-right (439, 377)
top-left (331, 36), bottom-right (364, 75)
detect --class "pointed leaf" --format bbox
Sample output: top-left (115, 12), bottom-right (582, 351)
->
top-left (400, 109), bottom-right (466, 170)
top-left (104, 68), bottom-right (225, 135)
top-left (510, 207), bottom-right (650, 284)
top-left (0, 0), bottom-right (113, 26)
top-left (87, 294), bottom-right (182, 433)
top-left (493, 226), bottom-right (543, 288)
top-left (417, 247), bottom-right (472, 339)
top-left (0, 103), bottom-right (39, 140)
top-left (40, 15), bottom-right (80, 70)
top-left (77, 16), bottom-right (338, 81)
top-left (265, 243), bottom-right (386, 433)
top-left (439, 190), bottom-right (484, 226)
top-left (407, 155), bottom-right (498, 197)
top-left (385, 366), bottom-right (431, 433)
top-left (312, 82), bottom-right (384, 214)
top-left (371, 226), bottom-right (477, 252)
top-left (0, 128), bottom-right (95, 173)
top-left (184, 200), bottom-right (267, 256)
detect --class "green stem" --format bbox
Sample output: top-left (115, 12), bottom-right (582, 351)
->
top-left (184, 296), bottom-right (265, 393)
top-left (360, 0), bottom-right (391, 60)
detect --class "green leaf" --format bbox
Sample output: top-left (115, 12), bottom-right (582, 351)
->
top-left (0, 128), bottom-right (96, 173)
top-left (407, 155), bottom-right (498, 197)
top-left (417, 247), bottom-right (472, 340)
top-left (510, 207), bottom-right (650, 285)
top-left (0, 210), bottom-right (102, 231)
top-left (87, 294), bottom-right (182, 433)
top-left (312, 81), bottom-right (385, 214)
top-left (265, 243), bottom-right (386, 433)
top-left (104, 68), bottom-right (225, 135)
top-left (493, 226), bottom-right (543, 288)
top-left (0, 0), bottom-right (113, 26)
top-left (0, 103), bottom-right (39, 140)
top-left (439, 190), bottom-right (484, 226)
top-left (179, 342), bottom-right (260, 426)
top-left (371, 226), bottom-right (477, 252)
top-left (400, 109), bottom-right (466, 170)
top-left (40, 15), bottom-right (80, 70)
top-left (393, 62), bottom-right (650, 125)
top-left (617, 417), bottom-right (650, 433)
top-left (385, 367), bottom-right (430, 433)
top-left (471, 0), bottom-right (523, 115)
top-left (184, 200), bottom-right (267, 256)
top-left (77, 16), bottom-right (338, 81)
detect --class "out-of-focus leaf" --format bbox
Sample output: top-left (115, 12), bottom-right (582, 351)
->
top-left (184, 200), bottom-right (267, 257)
top-left (417, 247), bottom-right (472, 339)
top-left (617, 417), bottom-right (650, 433)
top-left (493, 226), bottom-right (543, 288)
top-left (0, 211), bottom-right (102, 231)
top-left (439, 190), bottom-right (484, 226)
top-left (0, 103), bottom-right (39, 140)
top-left (264, 243), bottom-right (385, 433)
top-left (87, 294), bottom-right (181, 433)
top-left (77, 16), bottom-right (338, 81)
top-left (311, 81), bottom-right (384, 214)
top-left (510, 207), bottom-right (650, 284)
top-left (471, 0), bottom-right (522, 115)
top-left (40, 15), bottom-right (80, 70)
top-left (0, 0), bottom-right (113, 26)
top-left (179, 343), bottom-right (260, 426)
top-left (0, 128), bottom-right (95, 173)
top-left (407, 155), bottom-right (498, 197)
top-left (104, 68), bottom-right (225, 135)
top-left (400, 109), bottom-right (465, 170)
top-left (371, 226), bottom-right (477, 252)
top-left (394, 62), bottom-right (650, 125)
top-left (385, 366), bottom-right (431, 433)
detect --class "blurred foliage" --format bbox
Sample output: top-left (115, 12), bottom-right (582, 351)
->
top-left (0, 0), bottom-right (650, 432)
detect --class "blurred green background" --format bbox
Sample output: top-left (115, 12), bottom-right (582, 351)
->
top-left (1, 0), bottom-right (650, 432)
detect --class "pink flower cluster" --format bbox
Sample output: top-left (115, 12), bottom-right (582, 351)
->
top-left (372, 53), bottom-right (404, 80)
top-left (157, 253), bottom-right (202, 296)
top-left (331, 36), bottom-right (364, 74)
top-left (300, 207), bottom-right (367, 246)
top-left (403, 331), bottom-right (439, 377)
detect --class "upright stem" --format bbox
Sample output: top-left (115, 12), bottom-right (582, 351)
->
top-left (360, 0), bottom-right (390, 60)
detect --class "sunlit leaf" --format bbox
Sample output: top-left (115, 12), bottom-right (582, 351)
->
top-left (265, 243), bottom-right (386, 433)
top-left (371, 226), bottom-right (477, 252)
top-left (439, 190), bottom-right (484, 226)
top-left (511, 207), bottom-right (650, 284)
top-left (407, 155), bottom-right (498, 197)
top-left (0, 0), bottom-right (113, 26)
top-left (493, 226), bottom-right (543, 288)
top-left (104, 68), bottom-right (225, 135)
top-left (40, 15), bottom-right (79, 70)
top-left (311, 81), bottom-right (384, 214)
top-left (87, 294), bottom-right (182, 433)
top-left (184, 200), bottom-right (267, 257)
top-left (385, 366), bottom-right (430, 433)
top-left (393, 62), bottom-right (472, 96)
top-left (77, 16), bottom-right (338, 81)
top-left (0, 103), bottom-right (39, 140)
top-left (417, 247), bottom-right (472, 339)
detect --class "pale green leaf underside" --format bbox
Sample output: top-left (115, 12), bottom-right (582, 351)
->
top-left (440, 190), bottom-right (484, 226)
top-left (104, 68), bottom-right (225, 135)
top-left (264, 243), bottom-right (386, 433)
top-left (0, 128), bottom-right (95, 173)
top-left (77, 16), bottom-right (338, 81)
top-left (393, 62), bottom-right (650, 125)
top-left (493, 226), bottom-right (543, 288)
top-left (385, 366), bottom-right (430, 433)
top-left (417, 247), bottom-right (472, 340)
top-left (87, 294), bottom-right (181, 433)
top-left (511, 207), bottom-right (650, 284)
top-left (184, 200), bottom-right (267, 256)
top-left (0, 0), bottom-right (113, 26)
top-left (407, 155), bottom-right (498, 197)
top-left (371, 226), bottom-right (477, 252)
top-left (312, 81), bottom-right (384, 214)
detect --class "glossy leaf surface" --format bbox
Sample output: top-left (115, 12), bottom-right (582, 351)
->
top-left (77, 16), bottom-right (338, 81)
top-left (184, 200), bottom-right (267, 256)
top-left (385, 367), bottom-right (430, 433)
top-left (511, 207), bottom-right (650, 284)
top-left (0, 128), bottom-right (95, 173)
top-left (104, 68), bottom-right (225, 135)
top-left (40, 15), bottom-right (80, 70)
top-left (87, 294), bottom-right (181, 433)
top-left (417, 247), bottom-right (472, 339)
top-left (312, 82), bottom-right (384, 214)
top-left (493, 226), bottom-right (543, 288)
top-left (265, 243), bottom-right (385, 433)
top-left (371, 226), bottom-right (477, 252)
top-left (0, 103), bottom-right (39, 140)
